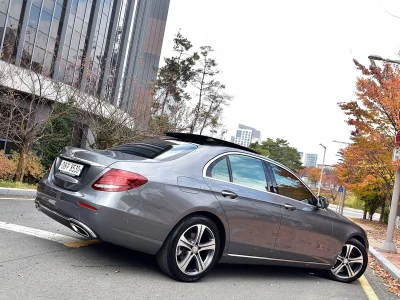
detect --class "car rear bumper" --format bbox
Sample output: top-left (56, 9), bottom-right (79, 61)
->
top-left (35, 200), bottom-right (99, 239)
top-left (35, 178), bottom-right (177, 255)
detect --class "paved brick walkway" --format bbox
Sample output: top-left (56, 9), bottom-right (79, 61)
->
top-left (355, 219), bottom-right (400, 270)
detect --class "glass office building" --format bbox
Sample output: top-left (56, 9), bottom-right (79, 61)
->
top-left (0, 0), bottom-right (170, 110)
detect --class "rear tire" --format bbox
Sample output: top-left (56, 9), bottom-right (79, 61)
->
top-left (156, 215), bottom-right (220, 282)
top-left (327, 238), bottom-right (367, 283)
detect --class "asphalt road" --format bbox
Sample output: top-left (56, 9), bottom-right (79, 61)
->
top-left (329, 204), bottom-right (380, 221)
top-left (0, 198), bottom-right (396, 300)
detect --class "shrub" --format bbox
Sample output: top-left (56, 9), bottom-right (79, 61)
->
top-left (26, 153), bottom-right (45, 181)
top-left (11, 151), bottom-right (44, 183)
top-left (0, 150), bottom-right (16, 181)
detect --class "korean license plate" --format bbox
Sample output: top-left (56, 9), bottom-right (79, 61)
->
top-left (58, 160), bottom-right (84, 176)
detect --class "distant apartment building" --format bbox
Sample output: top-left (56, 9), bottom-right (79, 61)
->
top-left (305, 153), bottom-right (318, 167)
top-left (230, 124), bottom-right (261, 147)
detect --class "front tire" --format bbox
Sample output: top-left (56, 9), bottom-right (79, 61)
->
top-left (156, 215), bottom-right (220, 282)
top-left (328, 239), bottom-right (368, 283)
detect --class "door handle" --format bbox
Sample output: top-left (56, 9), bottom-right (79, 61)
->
top-left (284, 204), bottom-right (296, 211)
top-left (221, 190), bottom-right (238, 199)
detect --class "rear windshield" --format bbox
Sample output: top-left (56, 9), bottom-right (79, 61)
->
top-left (110, 139), bottom-right (197, 160)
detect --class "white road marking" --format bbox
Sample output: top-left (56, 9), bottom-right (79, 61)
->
top-left (0, 221), bottom-right (81, 244)
top-left (0, 198), bottom-right (35, 201)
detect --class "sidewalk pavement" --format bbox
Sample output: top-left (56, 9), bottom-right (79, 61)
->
top-left (0, 187), bottom-right (36, 198)
top-left (355, 219), bottom-right (400, 280)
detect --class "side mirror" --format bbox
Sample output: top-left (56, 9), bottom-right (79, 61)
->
top-left (317, 196), bottom-right (329, 209)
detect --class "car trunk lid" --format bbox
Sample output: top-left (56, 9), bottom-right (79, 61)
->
top-left (52, 146), bottom-right (157, 191)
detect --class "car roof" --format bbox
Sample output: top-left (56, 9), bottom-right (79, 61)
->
top-left (165, 132), bottom-right (258, 154)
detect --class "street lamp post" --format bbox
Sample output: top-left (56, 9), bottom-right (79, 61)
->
top-left (369, 54), bottom-right (399, 253)
top-left (332, 140), bottom-right (350, 215)
top-left (368, 55), bottom-right (400, 65)
top-left (317, 144), bottom-right (326, 197)
top-left (380, 169), bottom-right (400, 253)
top-left (332, 140), bottom-right (350, 145)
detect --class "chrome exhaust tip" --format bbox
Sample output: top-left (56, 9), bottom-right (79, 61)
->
top-left (68, 219), bottom-right (97, 239)
top-left (70, 222), bottom-right (90, 238)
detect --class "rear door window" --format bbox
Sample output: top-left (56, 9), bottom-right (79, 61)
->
top-left (206, 156), bottom-right (231, 182)
top-left (228, 154), bottom-right (267, 191)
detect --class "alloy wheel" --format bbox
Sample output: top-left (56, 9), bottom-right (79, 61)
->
top-left (331, 243), bottom-right (364, 280)
top-left (175, 224), bottom-right (216, 275)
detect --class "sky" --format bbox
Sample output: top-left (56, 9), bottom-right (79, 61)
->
top-left (160, 0), bottom-right (400, 166)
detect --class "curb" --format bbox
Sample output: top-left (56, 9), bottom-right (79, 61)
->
top-left (369, 247), bottom-right (400, 280)
top-left (0, 187), bottom-right (37, 198)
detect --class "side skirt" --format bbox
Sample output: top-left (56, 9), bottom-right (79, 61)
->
top-left (218, 253), bottom-right (332, 270)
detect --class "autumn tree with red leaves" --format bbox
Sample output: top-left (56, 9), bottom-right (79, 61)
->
top-left (337, 59), bottom-right (399, 221)
top-left (323, 168), bottom-right (341, 203)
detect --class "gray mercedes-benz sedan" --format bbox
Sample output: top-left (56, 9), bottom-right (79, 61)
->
top-left (35, 133), bottom-right (368, 283)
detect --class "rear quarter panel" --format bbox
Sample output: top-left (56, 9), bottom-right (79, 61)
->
top-left (109, 147), bottom-right (232, 253)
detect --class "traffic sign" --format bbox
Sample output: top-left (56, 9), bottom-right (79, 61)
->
top-left (396, 131), bottom-right (400, 146)
top-left (393, 148), bottom-right (400, 166)
top-left (338, 186), bottom-right (344, 193)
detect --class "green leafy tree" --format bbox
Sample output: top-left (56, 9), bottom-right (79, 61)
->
top-left (352, 179), bottom-right (384, 221)
top-left (198, 81), bottom-right (232, 135)
top-left (34, 101), bottom-right (77, 169)
top-left (250, 138), bottom-right (303, 170)
top-left (153, 31), bottom-right (199, 133)
top-left (189, 46), bottom-right (220, 134)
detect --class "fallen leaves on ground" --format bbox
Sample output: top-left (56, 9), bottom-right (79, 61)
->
top-left (354, 219), bottom-right (400, 251)
top-left (369, 255), bottom-right (400, 297)
top-left (353, 219), bottom-right (400, 297)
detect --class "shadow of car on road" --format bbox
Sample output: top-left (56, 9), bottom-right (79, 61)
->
top-left (70, 242), bottom-right (330, 283)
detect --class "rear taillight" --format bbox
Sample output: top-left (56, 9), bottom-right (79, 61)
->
top-left (91, 169), bottom-right (148, 192)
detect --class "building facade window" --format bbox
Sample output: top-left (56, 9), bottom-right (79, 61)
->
top-left (21, 0), bottom-right (66, 75)
top-left (105, 0), bottom-right (128, 99)
top-left (86, 0), bottom-right (114, 96)
top-left (0, 0), bottom-right (170, 119)
top-left (0, 0), bottom-right (26, 61)
top-left (61, 0), bottom-right (93, 87)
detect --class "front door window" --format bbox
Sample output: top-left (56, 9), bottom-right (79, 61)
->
top-left (269, 164), bottom-right (315, 205)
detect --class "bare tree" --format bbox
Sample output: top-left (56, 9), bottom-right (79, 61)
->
top-left (76, 92), bottom-right (146, 149)
top-left (198, 80), bottom-right (232, 135)
top-left (0, 58), bottom-right (77, 182)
